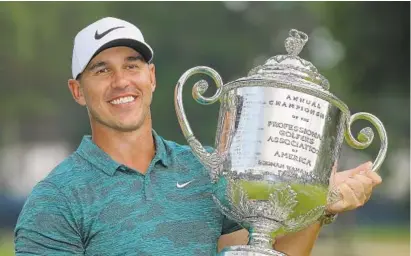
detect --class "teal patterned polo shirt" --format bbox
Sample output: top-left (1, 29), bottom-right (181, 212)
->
top-left (14, 130), bottom-right (241, 255)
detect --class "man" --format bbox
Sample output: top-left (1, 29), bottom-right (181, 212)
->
top-left (14, 17), bottom-right (382, 255)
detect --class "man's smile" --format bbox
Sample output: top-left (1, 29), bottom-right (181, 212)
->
top-left (109, 95), bottom-right (136, 105)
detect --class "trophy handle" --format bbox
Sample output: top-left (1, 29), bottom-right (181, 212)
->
top-left (174, 66), bottom-right (224, 181)
top-left (344, 112), bottom-right (388, 172)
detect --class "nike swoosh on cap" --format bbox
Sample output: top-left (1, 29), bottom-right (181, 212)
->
top-left (94, 26), bottom-right (125, 40)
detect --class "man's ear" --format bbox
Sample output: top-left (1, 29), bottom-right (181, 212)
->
top-left (68, 79), bottom-right (86, 106)
top-left (149, 63), bottom-right (156, 92)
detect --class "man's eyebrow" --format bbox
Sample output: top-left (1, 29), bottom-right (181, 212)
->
top-left (126, 55), bottom-right (145, 62)
top-left (86, 56), bottom-right (145, 72)
top-left (87, 61), bottom-right (107, 71)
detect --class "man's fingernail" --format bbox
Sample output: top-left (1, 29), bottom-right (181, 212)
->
top-left (360, 162), bottom-right (372, 174)
top-left (365, 161), bottom-right (373, 169)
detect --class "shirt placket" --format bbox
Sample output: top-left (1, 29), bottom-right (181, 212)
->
top-left (144, 160), bottom-right (157, 201)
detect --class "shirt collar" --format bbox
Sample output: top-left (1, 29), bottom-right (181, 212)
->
top-left (152, 129), bottom-right (170, 167)
top-left (75, 129), bottom-right (170, 176)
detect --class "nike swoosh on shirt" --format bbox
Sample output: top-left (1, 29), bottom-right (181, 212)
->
top-left (94, 26), bottom-right (125, 40)
top-left (176, 180), bottom-right (195, 188)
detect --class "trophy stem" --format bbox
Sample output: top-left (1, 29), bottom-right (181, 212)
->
top-left (248, 220), bottom-right (281, 249)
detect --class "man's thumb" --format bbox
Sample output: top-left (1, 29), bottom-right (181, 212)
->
top-left (347, 161), bottom-right (373, 176)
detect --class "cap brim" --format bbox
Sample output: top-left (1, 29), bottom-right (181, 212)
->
top-left (92, 38), bottom-right (153, 63)
top-left (75, 39), bottom-right (153, 79)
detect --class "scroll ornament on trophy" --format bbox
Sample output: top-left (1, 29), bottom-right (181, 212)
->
top-left (174, 29), bottom-right (388, 256)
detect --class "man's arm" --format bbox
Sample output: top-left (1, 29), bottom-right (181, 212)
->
top-left (273, 222), bottom-right (321, 255)
top-left (218, 229), bottom-right (248, 252)
top-left (15, 181), bottom-right (83, 255)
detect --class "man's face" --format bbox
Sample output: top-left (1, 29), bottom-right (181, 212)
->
top-left (69, 46), bottom-right (156, 132)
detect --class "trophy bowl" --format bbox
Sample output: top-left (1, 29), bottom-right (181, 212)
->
top-left (174, 29), bottom-right (388, 256)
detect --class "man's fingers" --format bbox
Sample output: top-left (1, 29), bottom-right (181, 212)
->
top-left (327, 162), bottom-right (382, 214)
top-left (364, 171), bottom-right (383, 186)
top-left (327, 183), bottom-right (360, 213)
top-left (353, 174), bottom-right (373, 196)
top-left (351, 161), bottom-right (373, 176)
top-left (344, 177), bottom-right (366, 204)
top-left (333, 162), bottom-right (372, 184)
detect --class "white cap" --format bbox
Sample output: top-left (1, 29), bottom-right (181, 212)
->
top-left (71, 17), bottom-right (153, 79)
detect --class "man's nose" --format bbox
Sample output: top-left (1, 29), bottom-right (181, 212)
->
top-left (111, 70), bottom-right (129, 89)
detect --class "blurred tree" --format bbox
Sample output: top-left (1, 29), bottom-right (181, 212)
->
top-left (0, 1), bottom-right (408, 174)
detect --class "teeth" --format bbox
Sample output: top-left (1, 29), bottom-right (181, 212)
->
top-left (110, 96), bottom-right (135, 105)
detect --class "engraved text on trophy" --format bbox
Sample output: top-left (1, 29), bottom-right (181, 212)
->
top-left (228, 87), bottom-right (329, 175)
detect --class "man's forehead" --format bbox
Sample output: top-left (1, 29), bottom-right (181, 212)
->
top-left (88, 46), bottom-right (143, 66)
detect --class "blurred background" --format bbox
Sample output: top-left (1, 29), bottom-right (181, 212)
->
top-left (0, 2), bottom-right (409, 255)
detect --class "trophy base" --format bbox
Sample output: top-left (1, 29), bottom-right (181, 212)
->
top-left (218, 246), bottom-right (287, 256)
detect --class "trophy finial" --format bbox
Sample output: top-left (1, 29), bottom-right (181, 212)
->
top-left (285, 29), bottom-right (308, 56)
top-left (247, 28), bottom-right (329, 90)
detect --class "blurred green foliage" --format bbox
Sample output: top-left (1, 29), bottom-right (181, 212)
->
top-left (0, 2), bottom-right (408, 182)
top-left (0, 2), bottom-right (408, 142)
top-left (0, 3), bottom-right (409, 254)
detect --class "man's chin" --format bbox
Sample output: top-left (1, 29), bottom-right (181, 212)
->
top-left (91, 113), bottom-right (146, 133)
top-left (111, 123), bottom-right (142, 133)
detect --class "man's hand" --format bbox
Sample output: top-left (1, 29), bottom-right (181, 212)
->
top-left (327, 161), bottom-right (383, 213)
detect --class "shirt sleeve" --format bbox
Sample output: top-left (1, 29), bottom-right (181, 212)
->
top-left (14, 181), bottom-right (83, 255)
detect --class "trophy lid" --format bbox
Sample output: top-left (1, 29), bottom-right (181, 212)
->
top-left (234, 29), bottom-right (331, 92)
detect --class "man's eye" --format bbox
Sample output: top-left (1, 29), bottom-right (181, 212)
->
top-left (96, 68), bottom-right (109, 74)
top-left (126, 64), bottom-right (138, 69)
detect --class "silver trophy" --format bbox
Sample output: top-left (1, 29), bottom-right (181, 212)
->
top-left (174, 29), bottom-right (388, 256)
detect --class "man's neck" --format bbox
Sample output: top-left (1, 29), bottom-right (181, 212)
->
top-left (91, 122), bottom-right (156, 174)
